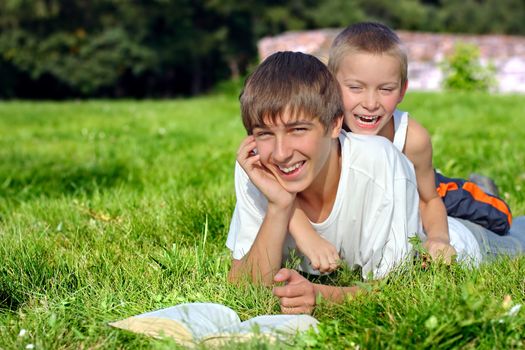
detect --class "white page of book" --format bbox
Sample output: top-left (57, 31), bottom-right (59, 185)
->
top-left (222, 314), bottom-right (319, 336)
top-left (135, 303), bottom-right (241, 340)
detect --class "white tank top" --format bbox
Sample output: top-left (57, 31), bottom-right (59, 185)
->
top-left (392, 109), bottom-right (409, 152)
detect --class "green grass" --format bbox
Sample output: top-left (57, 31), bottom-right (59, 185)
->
top-left (0, 91), bottom-right (524, 349)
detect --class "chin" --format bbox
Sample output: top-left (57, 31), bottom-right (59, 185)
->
top-left (278, 179), bottom-right (311, 194)
top-left (281, 183), bottom-right (307, 194)
top-left (352, 127), bottom-right (380, 136)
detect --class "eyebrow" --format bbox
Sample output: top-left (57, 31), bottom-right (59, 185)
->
top-left (253, 120), bottom-right (315, 129)
top-left (342, 78), bottom-right (400, 86)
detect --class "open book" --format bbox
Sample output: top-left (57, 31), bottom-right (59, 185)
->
top-left (109, 302), bottom-right (319, 347)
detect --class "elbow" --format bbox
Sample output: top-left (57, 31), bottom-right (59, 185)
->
top-left (228, 259), bottom-right (243, 284)
top-left (227, 258), bottom-right (274, 286)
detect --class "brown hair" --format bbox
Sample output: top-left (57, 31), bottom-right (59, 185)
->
top-left (240, 51), bottom-right (343, 134)
top-left (328, 22), bottom-right (407, 86)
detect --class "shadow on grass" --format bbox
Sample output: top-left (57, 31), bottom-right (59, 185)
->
top-left (0, 289), bottom-right (23, 311)
top-left (1, 159), bottom-right (142, 201)
top-left (0, 240), bottom-right (83, 312)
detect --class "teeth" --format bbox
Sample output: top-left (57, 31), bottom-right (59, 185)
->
top-left (279, 162), bottom-right (302, 174)
top-left (356, 115), bottom-right (379, 124)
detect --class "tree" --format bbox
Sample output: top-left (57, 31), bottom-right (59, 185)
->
top-left (1, 0), bottom-right (524, 98)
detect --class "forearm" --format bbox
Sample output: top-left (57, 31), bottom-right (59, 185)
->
top-left (288, 206), bottom-right (317, 240)
top-left (313, 283), bottom-right (363, 303)
top-left (229, 204), bottom-right (293, 285)
top-left (420, 196), bottom-right (450, 242)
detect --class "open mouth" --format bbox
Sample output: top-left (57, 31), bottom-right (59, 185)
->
top-left (277, 161), bottom-right (305, 176)
top-left (355, 114), bottom-right (381, 129)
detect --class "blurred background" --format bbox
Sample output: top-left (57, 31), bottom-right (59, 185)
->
top-left (1, 0), bottom-right (524, 99)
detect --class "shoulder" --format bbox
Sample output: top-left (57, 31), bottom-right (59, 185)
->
top-left (343, 131), bottom-right (397, 155)
top-left (344, 131), bottom-right (402, 160)
top-left (405, 115), bottom-right (432, 164)
top-left (341, 131), bottom-right (415, 178)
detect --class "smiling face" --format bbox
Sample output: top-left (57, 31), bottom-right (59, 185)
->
top-left (252, 111), bottom-right (342, 195)
top-left (336, 52), bottom-right (407, 138)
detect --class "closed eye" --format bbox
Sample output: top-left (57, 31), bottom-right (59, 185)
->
top-left (289, 126), bottom-right (311, 135)
top-left (254, 130), bottom-right (272, 138)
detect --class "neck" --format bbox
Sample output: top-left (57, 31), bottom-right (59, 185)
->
top-left (297, 138), bottom-right (341, 223)
top-left (378, 116), bottom-right (395, 142)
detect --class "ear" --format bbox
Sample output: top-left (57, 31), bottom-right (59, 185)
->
top-left (330, 115), bottom-right (344, 138)
top-left (398, 80), bottom-right (409, 103)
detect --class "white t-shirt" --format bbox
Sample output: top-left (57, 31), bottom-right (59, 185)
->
top-left (226, 130), bottom-right (422, 279)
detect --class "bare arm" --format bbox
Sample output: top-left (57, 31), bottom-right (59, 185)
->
top-left (228, 136), bottom-right (296, 285)
top-left (288, 207), bottom-right (340, 273)
top-left (228, 203), bottom-right (294, 285)
top-left (405, 120), bottom-right (456, 262)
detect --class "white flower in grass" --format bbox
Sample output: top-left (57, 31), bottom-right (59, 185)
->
top-left (26, 344), bottom-right (35, 349)
top-left (18, 329), bottom-right (27, 337)
top-left (498, 303), bottom-right (522, 323)
top-left (508, 304), bottom-right (522, 317)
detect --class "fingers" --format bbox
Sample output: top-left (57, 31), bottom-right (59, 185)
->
top-left (277, 290), bottom-right (315, 315)
top-left (429, 245), bottom-right (456, 261)
top-left (273, 268), bottom-right (293, 283)
top-left (236, 136), bottom-right (265, 179)
top-left (280, 302), bottom-right (315, 315)
top-left (272, 270), bottom-right (316, 315)
top-left (273, 269), bottom-right (308, 295)
top-left (423, 241), bottom-right (457, 265)
top-left (434, 247), bottom-right (457, 265)
top-left (319, 253), bottom-right (340, 273)
top-left (237, 135), bottom-right (256, 159)
top-left (309, 251), bottom-right (340, 273)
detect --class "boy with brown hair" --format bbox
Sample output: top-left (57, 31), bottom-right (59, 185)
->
top-left (227, 50), bottom-right (422, 313)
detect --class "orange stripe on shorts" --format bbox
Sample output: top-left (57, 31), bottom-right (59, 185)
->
top-left (462, 182), bottom-right (513, 226)
top-left (436, 182), bottom-right (458, 197)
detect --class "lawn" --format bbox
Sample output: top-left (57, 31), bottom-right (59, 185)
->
top-left (1, 91), bottom-right (524, 349)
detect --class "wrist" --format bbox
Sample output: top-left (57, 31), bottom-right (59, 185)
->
top-left (267, 200), bottom-right (295, 214)
top-left (425, 228), bottom-right (450, 242)
top-left (313, 283), bottom-right (361, 304)
top-left (426, 235), bottom-right (450, 244)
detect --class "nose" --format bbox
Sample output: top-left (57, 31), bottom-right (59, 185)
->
top-left (363, 90), bottom-right (379, 111)
top-left (272, 135), bottom-right (293, 163)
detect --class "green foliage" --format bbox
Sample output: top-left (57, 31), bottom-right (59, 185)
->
top-left (303, 0), bottom-right (365, 28)
top-left (0, 28), bottom-right (155, 95)
top-left (0, 0), bottom-right (259, 97)
top-left (211, 77), bottom-right (244, 96)
top-left (1, 0), bottom-right (525, 97)
top-left (441, 43), bottom-right (496, 92)
top-left (437, 0), bottom-right (525, 35)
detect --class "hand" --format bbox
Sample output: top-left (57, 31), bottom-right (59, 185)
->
top-left (272, 268), bottom-right (316, 314)
top-left (424, 238), bottom-right (457, 264)
top-left (236, 136), bottom-right (295, 208)
top-left (296, 233), bottom-right (340, 273)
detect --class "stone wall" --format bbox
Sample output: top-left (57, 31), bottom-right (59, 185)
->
top-left (258, 29), bottom-right (525, 93)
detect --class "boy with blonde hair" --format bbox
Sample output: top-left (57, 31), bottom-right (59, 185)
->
top-left (290, 22), bottom-right (513, 272)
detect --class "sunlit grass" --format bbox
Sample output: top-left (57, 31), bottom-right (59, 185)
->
top-left (0, 91), bottom-right (524, 349)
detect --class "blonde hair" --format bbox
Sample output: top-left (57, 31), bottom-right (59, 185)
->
top-left (240, 51), bottom-right (343, 134)
top-left (328, 22), bottom-right (408, 86)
